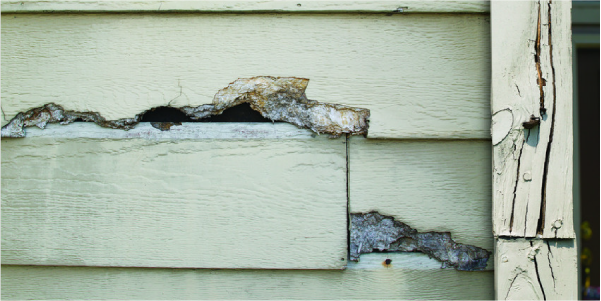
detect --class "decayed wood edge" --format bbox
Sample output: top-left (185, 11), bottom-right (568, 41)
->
top-left (1, 77), bottom-right (370, 138)
top-left (490, 0), bottom-right (574, 238)
top-left (349, 212), bottom-right (491, 271)
top-left (1, 0), bottom-right (490, 13)
top-left (495, 238), bottom-right (577, 300)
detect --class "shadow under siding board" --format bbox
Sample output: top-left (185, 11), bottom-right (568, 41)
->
top-left (1, 123), bottom-right (347, 269)
top-left (1, 13), bottom-right (490, 139)
top-left (348, 138), bottom-right (493, 252)
top-left (1, 263), bottom-right (494, 300)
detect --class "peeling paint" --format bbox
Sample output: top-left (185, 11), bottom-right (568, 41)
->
top-left (1, 103), bottom-right (139, 138)
top-left (350, 212), bottom-right (490, 271)
top-left (1, 77), bottom-right (370, 138)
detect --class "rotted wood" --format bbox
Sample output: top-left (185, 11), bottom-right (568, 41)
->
top-left (491, 0), bottom-right (573, 239)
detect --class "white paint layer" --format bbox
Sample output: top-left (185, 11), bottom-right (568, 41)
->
top-left (1, 130), bottom-right (348, 269)
top-left (1, 264), bottom-right (494, 300)
top-left (491, 0), bottom-right (574, 238)
top-left (495, 238), bottom-right (577, 300)
top-left (348, 138), bottom-right (493, 252)
top-left (1, 13), bottom-right (491, 139)
top-left (1, 0), bottom-right (490, 13)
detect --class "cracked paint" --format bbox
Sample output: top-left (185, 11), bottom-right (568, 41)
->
top-left (1, 77), bottom-right (370, 138)
top-left (350, 212), bottom-right (490, 271)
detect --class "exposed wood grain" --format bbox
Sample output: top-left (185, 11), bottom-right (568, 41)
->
top-left (1, 0), bottom-right (490, 13)
top-left (348, 138), bottom-right (493, 252)
top-left (491, 0), bottom-right (574, 238)
top-left (495, 238), bottom-right (577, 300)
top-left (1, 125), bottom-right (347, 269)
top-left (1, 13), bottom-right (491, 139)
top-left (1, 262), bottom-right (494, 300)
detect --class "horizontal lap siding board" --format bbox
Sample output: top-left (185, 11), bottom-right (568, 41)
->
top-left (1, 262), bottom-right (494, 300)
top-left (348, 138), bottom-right (493, 252)
top-left (1, 1), bottom-right (490, 13)
top-left (1, 123), bottom-right (347, 269)
top-left (1, 13), bottom-right (491, 139)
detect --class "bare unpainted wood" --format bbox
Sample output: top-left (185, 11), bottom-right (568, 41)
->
top-left (348, 138), bottom-right (493, 252)
top-left (491, 0), bottom-right (574, 238)
top-left (1, 0), bottom-right (490, 13)
top-left (1, 262), bottom-right (494, 300)
top-left (1, 124), bottom-right (347, 269)
top-left (1, 13), bottom-right (491, 139)
top-left (495, 238), bottom-right (577, 300)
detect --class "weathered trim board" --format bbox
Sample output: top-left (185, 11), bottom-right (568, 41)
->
top-left (2, 0), bottom-right (490, 13)
top-left (1, 260), bottom-right (494, 300)
top-left (491, 0), bottom-right (573, 239)
top-left (491, 0), bottom-right (576, 299)
top-left (1, 123), bottom-right (348, 269)
top-left (1, 12), bottom-right (491, 139)
top-left (495, 238), bottom-right (577, 300)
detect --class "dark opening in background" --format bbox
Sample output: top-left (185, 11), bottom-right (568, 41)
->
top-left (576, 47), bottom-right (600, 300)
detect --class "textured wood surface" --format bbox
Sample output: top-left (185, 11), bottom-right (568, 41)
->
top-left (491, 0), bottom-right (573, 239)
top-left (495, 238), bottom-right (577, 300)
top-left (491, 1), bottom-right (576, 299)
top-left (348, 138), bottom-right (493, 252)
top-left (1, 13), bottom-right (491, 139)
top-left (1, 0), bottom-right (490, 13)
top-left (1, 123), bottom-right (348, 269)
top-left (1, 261), bottom-right (494, 300)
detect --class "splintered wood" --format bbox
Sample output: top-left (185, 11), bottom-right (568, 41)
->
top-left (491, 0), bottom-right (573, 239)
top-left (491, 1), bottom-right (576, 299)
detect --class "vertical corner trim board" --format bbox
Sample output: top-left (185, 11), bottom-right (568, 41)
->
top-left (495, 238), bottom-right (577, 300)
top-left (491, 1), bottom-right (577, 300)
top-left (491, 0), bottom-right (574, 239)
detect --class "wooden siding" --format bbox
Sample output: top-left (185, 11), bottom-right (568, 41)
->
top-left (1, 0), bottom-right (490, 13)
top-left (2, 256), bottom-right (494, 300)
top-left (1, 13), bottom-right (491, 139)
top-left (1, 123), bottom-right (347, 269)
top-left (349, 139), bottom-right (493, 252)
top-left (0, 4), bottom-right (500, 300)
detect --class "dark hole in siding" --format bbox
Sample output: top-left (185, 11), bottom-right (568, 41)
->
top-left (140, 103), bottom-right (273, 123)
top-left (141, 106), bottom-right (193, 122)
top-left (200, 103), bottom-right (273, 122)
